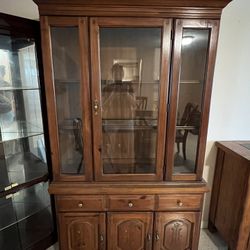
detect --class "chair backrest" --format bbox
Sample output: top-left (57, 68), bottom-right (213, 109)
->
top-left (179, 103), bottom-right (198, 126)
top-left (136, 96), bottom-right (147, 110)
top-left (188, 107), bottom-right (201, 135)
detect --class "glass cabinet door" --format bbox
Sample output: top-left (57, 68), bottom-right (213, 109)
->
top-left (42, 17), bottom-right (92, 181)
top-left (0, 33), bottom-right (47, 191)
top-left (91, 18), bottom-right (172, 181)
top-left (0, 182), bottom-right (54, 249)
top-left (166, 19), bottom-right (219, 180)
top-left (0, 13), bottom-right (56, 250)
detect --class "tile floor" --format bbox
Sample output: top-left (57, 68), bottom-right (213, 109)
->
top-left (198, 230), bottom-right (228, 250)
top-left (47, 229), bottom-right (228, 250)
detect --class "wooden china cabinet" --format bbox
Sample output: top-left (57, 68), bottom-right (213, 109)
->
top-left (34, 0), bottom-right (230, 249)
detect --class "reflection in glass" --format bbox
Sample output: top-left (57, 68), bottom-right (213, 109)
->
top-left (0, 36), bottom-right (43, 143)
top-left (51, 27), bottom-right (84, 175)
top-left (0, 135), bottom-right (47, 192)
top-left (174, 29), bottom-right (210, 174)
top-left (0, 182), bottom-right (53, 249)
top-left (0, 35), bottom-right (48, 190)
top-left (100, 28), bottom-right (161, 174)
top-left (0, 30), bottom-right (53, 250)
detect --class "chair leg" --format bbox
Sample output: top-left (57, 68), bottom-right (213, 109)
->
top-left (183, 142), bottom-right (186, 160)
top-left (183, 132), bottom-right (188, 161)
top-left (177, 142), bottom-right (180, 153)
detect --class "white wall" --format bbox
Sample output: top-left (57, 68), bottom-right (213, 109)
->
top-left (0, 0), bottom-right (39, 20)
top-left (202, 0), bottom-right (250, 227)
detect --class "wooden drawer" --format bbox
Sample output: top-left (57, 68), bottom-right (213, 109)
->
top-left (56, 195), bottom-right (106, 212)
top-left (157, 194), bottom-right (202, 210)
top-left (108, 195), bottom-right (155, 211)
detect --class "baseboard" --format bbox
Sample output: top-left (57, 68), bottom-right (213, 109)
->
top-left (201, 220), bottom-right (208, 229)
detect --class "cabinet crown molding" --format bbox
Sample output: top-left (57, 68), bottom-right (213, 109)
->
top-left (33, 0), bottom-right (231, 8)
top-left (33, 0), bottom-right (231, 18)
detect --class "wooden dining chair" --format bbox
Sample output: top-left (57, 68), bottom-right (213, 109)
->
top-left (175, 103), bottom-right (200, 160)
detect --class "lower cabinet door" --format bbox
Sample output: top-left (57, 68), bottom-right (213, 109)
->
top-left (108, 212), bottom-right (153, 250)
top-left (59, 213), bottom-right (106, 250)
top-left (154, 212), bottom-right (201, 250)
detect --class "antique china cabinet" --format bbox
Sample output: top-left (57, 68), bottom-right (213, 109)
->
top-left (34, 0), bottom-right (230, 249)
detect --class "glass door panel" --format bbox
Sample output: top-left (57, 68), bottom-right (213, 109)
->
top-left (100, 27), bottom-right (161, 175)
top-left (91, 18), bottom-right (172, 180)
top-left (166, 19), bottom-right (219, 180)
top-left (0, 34), bottom-right (48, 191)
top-left (50, 26), bottom-right (84, 175)
top-left (174, 28), bottom-right (209, 174)
top-left (0, 182), bottom-right (54, 250)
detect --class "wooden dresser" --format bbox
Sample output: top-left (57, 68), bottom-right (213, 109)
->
top-left (34, 0), bottom-right (231, 249)
top-left (209, 141), bottom-right (250, 250)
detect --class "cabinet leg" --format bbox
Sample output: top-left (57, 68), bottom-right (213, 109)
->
top-left (208, 220), bottom-right (217, 233)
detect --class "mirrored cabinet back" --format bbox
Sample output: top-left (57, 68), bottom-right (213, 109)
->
top-left (34, 0), bottom-right (231, 249)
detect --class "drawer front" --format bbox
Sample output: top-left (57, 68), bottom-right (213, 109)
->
top-left (158, 195), bottom-right (202, 210)
top-left (57, 195), bottom-right (106, 212)
top-left (108, 195), bottom-right (155, 211)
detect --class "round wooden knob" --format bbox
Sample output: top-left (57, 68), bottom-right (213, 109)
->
top-left (78, 202), bottom-right (84, 208)
top-left (177, 200), bottom-right (183, 207)
top-left (128, 201), bottom-right (134, 208)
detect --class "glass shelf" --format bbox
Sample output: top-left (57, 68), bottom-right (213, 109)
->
top-left (0, 183), bottom-right (53, 249)
top-left (102, 119), bottom-right (158, 132)
top-left (18, 206), bottom-right (54, 249)
top-left (103, 160), bottom-right (155, 174)
top-left (0, 121), bottom-right (43, 143)
top-left (0, 135), bottom-right (47, 193)
top-left (55, 79), bottom-right (80, 84)
top-left (0, 152), bottom-right (48, 192)
top-left (0, 86), bottom-right (40, 91)
top-left (0, 182), bottom-right (51, 231)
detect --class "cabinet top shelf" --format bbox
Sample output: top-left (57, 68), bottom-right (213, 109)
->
top-left (216, 141), bottom-right (250, 163)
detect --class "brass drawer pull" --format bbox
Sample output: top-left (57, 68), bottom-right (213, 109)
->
top-left (78, 202), bottom-right (84, 208)
top-left (177, 200), bottom-right (183, 207)
top-left (128, 201), bottom-right (134, 208)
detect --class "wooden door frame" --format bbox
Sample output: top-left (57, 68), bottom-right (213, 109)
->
top-left (40, 16), bottom-right (93, 181)
top-left (90, 17), bottom-right (172, 181)
top-left (165, 19), bottom-right (219, 181)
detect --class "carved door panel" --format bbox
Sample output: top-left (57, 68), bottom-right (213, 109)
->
top-left (154, 212), bottom-right (201, 250)
top-left (108, 212), bottom-right (153, 250)
top-left (59, 213), bottom-right (106, 250)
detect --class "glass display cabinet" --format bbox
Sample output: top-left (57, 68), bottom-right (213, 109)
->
top-left (0, 13), bottom-right (55, 250)
top-left (34, 0), bottom-right (231, 249)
